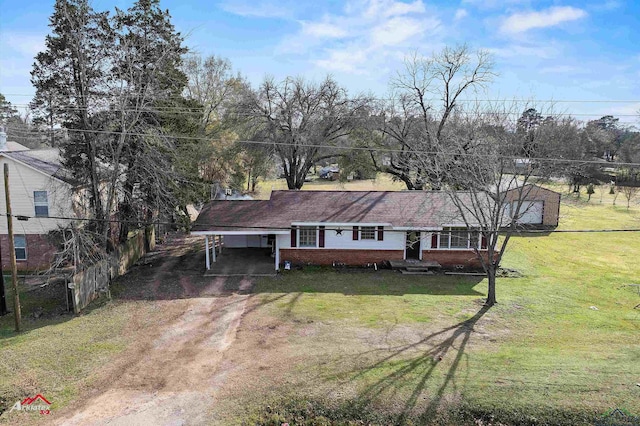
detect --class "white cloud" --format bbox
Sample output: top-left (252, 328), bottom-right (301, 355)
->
top-left (218, 0), bottom-right (292, 19)
top-left (500, 6), bottom-right (587, 34)
top-left (609, 102), bottom-right (640, 117)
top-left (277, 0), bottom-right (442, 75)
top-left (314, 47), bottom-right (370, 74)
top-left (462, 0), bottom-right (529, 10)
top-left (3, 32), bottom-right (46, 57)
top-left (300, 21), bottom-right (348, 38)
top-left (539, 65), bottom-right (579, 74)
top-left (487, 43), bottom-right (559, 60)
top-left (370, 16), bottom-right (430, 46)
top-left (364, 0), bottom-right (426, 19)
top-left (454, 9), bottom-right (468, 20)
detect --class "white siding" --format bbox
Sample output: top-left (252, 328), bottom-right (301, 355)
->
top-left (0, 157), bottom-right (74, 234)
top-left (324, 227), bottom-right (404, 250)
top-left (277, 226), bottom-right (405, 250)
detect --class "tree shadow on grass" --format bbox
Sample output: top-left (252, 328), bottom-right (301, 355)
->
top-left (340, 304), bottom-right (492, 423)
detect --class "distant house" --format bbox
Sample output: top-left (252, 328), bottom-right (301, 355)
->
top-left (319, 166), bottom-right (340, 181)
top-left (0, 128), bottom-right (79, 271)
top-left (192, 186), bottom-right (560, 272)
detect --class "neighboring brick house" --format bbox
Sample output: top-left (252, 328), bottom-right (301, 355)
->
top-left (192, 186), bottom-right (560, 271)
top-left (0, 130), bottom-right (79, 271)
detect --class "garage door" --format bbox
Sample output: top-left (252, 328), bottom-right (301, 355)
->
top-left (513, 201), bottom-right (543, 224)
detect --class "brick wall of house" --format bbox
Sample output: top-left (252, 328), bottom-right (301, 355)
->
top-left (422, 250), bottom-right (488, 270)
top-left (0, 234), bottom-right (57, 271)
top-left (280, 249), bottom-right (404, 266)
top-left (422, 250), bottom-right (482, 269)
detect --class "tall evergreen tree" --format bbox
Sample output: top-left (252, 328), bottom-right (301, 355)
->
top-left (31, 0), bottom-right (112, 240)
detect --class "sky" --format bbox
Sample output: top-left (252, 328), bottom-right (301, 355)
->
top-left (0, 0), bottom-right (639, 124)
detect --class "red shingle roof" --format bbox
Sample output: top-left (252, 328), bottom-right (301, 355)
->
top-left (192, 191), bottom-right (470, 232)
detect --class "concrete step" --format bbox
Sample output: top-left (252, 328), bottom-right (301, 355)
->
top-left (405, 266), bottom-right (434, 272)
top-left (400, 269), bottom-right (434, 275)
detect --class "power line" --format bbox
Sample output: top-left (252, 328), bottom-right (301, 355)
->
top-left (5, 93), bottom-right (640, 103)
top-left (7, 103), bottom-right (640, 118)
top-left (1, 212), bottom-right (639, 235)
top-left (6, 126), bottom-right (640, 167)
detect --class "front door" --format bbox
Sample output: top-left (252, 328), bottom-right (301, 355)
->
top-left (405, 231), bottom-right (421, 260)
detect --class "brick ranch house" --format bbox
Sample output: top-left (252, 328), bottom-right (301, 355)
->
top-left (192, 186), bottom-right (560, 272)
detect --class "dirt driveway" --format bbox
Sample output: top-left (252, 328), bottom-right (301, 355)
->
top-left (51, 234), bottom-right (257, 425)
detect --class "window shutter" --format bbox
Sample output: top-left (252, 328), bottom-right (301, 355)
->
top-left (377, 226), bottom-right (384, 241)
top-left (319, 226), bottom-right (325, 248)
top-left (480, 234), bottom-right (487, 250)
top-left (291, 226), bottom-right (297, 247)
top-left (431, 232), bottom-right (438, 249)
top-left (352, 226), bottom-right (359, 240)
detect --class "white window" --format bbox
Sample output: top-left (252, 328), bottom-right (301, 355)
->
top-left (34, 191), bottom-right (49, 217)
top-left (14, 235), bottom-right (26, 260)
top-left (360, 226), bottom-right (376, 240)
top-left (298, 226), bottom-right (317, 247)
top-left (440, 227), bottom-right (472, 249)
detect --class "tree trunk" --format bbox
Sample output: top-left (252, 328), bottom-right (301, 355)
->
top-left (486, 265), bottom-right (497, 306)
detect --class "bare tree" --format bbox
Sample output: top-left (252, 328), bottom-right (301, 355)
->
top-left (239, 76), bottom-right (370, 189)
top-left (46, 223), bottom-right (108, 274)
top-left (421, 103), bottom-right (556, 305)
top-left (620, 186), bottom-right (639, 209)
top-left (182, 53), bottom-right (246, 132)
top-left (369, 45), bottom-right (495, 189)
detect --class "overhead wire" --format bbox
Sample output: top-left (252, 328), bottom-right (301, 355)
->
top-left (5, 126), bottom-right (640, 167)
top-left (0, 212), bottom-right (639, 235)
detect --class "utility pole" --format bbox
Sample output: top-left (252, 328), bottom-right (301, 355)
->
top-left (0, 237), bottom-right (6, 316)
top-left (4, 164), bottom-right (21, 331)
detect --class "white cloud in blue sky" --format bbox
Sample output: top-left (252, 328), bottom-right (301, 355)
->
top-left (0, 0), bottom-right (639, 122)
top-left (500, 6), bottom-right (587, 34)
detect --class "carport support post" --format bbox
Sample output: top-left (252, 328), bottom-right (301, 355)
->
top-left (211, 235), bottom-right (216, 262)
top-left (205, 236), bottom-right (210, 270)
top-left (274, 236), bottom-right (279, 271)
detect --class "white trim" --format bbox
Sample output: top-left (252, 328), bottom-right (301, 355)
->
top-left (434, 228), bottom-right (483, 250)
top-left (292, 221), bottom-right (393, 227)
top-left (297, 225), bottom-right (318, 248)
top-left (191, 230), bottom-right (289, 236)
top-left (393, 226), bottom-right (442, 231)
top-left (403, 230), bottom-right (422, 260)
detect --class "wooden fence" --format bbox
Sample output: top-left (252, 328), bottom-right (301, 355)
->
top-left (69, 226), bottom-right (156, 313)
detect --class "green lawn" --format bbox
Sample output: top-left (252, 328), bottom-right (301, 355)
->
top-left (0, 184), bottom-right (638, 425)
top-left (241, 187), bottom-right (640, 425)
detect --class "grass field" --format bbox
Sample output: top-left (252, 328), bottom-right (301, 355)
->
top-left (217, 185), bottom-right (640, 424)
top-left (0, 182), bottom-right (639, 425)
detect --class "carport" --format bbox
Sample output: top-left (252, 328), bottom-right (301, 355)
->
top-left (191, 230), bottom-right (289, 273)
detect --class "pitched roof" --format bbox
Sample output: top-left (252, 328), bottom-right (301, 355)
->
top-left (192, 190), bottom-right (472, 233)
top-left (3, 149), bottom-right (77, 185)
